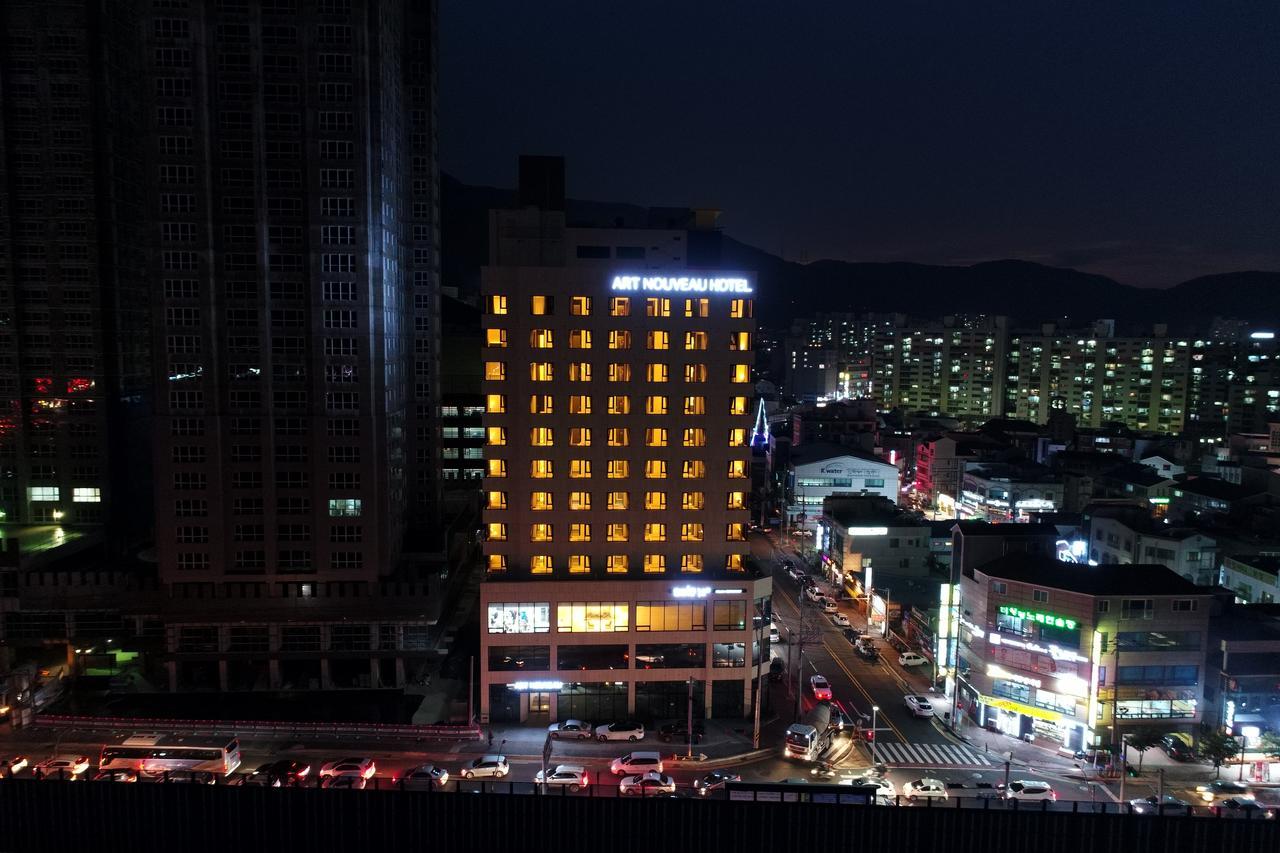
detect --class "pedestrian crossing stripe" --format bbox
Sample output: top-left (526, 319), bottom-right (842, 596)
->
top-left (873, 741), bottom-right (993, 767)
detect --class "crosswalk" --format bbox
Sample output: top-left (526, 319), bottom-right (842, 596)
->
top-left (872, 741), bottom-right (994, 767)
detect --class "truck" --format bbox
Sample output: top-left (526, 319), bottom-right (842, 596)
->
top-left (784, 701), bottom-right (834, 762)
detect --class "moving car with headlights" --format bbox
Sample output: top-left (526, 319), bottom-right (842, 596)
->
top-left (399, 764), bottom-right (449, 790)
top-left (595, 721), bottom-right (645, 742)
top-left (1129, 794), bottom-right (1192, 815)
top-left (842, 776), bottom-right (897, 799)
top-left (34, 755), bottom-right (91, 779)
top-left (769, 624), bottom-right (782, 643)
top-left (619, 771), bottom-right (676, 796)
top-left (1196, 779), bottom-right (1251, 802)
top-left (319, 757), bottom-right (376, 780)
top-left (534, 764), bottom-right (590, 791)
top-left (1214, 797), bottom-right (1275, 818)
top-left (809, 675), bottom-right (833, 701)
top-left (1004, 780), bottom-right (1057, 802)
top-left (904, 695), bottom-right (934, 717)
top-left (902, 778), bottom-right (949, 801)
top-left (693, 771), bottom-right (741, 796)
top-left (610, 751), bottom-right (663, 776)
top-left (1, 755), bottom-right (29, 775)
top-left (547, 719), bottom-right (593, 740)
top-left (898, 652), bottom-right (928, 667)
top-left (460, 755), bottom-right (510, 779)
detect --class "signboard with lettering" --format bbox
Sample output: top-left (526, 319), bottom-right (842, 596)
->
top-left (611, 274), bottom-right (752, 294)
top-left (998, 604), bottom-right (1077, 631)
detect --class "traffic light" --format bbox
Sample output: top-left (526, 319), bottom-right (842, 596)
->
top-left (865, 730), bottom-right (875, 742)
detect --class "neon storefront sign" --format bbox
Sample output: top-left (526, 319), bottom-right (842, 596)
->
top-left (998, 604), bottom-right (1077, 631)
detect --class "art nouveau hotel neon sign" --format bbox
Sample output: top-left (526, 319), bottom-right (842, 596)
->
top-left (611, 274), bottom-right (753, 294)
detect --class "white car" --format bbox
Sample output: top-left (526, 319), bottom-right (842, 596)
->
top-left (547, 719), bottom-right (593, 740)
top-left (34, 755), bottom-right (91, 778)
top-left (319, 757), bottom-right (376, 779)
top-left (821, 600), bottom-right (838, 614)
top-left (805, 586), bottom-right (825, 603)
top-left (904, 695), bottom-right (934, 717)
top-left (619, 771), bottom-right (676, 796)
top-left (810, 674), bottom-right (833, 701)
top-left (1004, 779), bottom-right (1057, 802)
top-left (595, 721), bottom-right (645, 742)
top-left (399, 764), bottom-right (449, 790)
top-left (898, 652), bottom-right (928, 667)
top-left (460, 755), bottom-right (509, 779)
top-left (534, 764), bottom-right (590, 791)
top-left (769, 625), bottom-right (781, 643)
top-left (843, 776), bottom-right (897, 799)
top-left (831, 613), bottom-right (851, 628)
top-left (902, 778), bottom-right (949, 801)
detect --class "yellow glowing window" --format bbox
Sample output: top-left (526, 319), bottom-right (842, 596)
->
top-left (487, 522), bottom-right (507, 541)
top-left (730, 332), bottom-right (752, 352)
top-left (607, 555), bottom-right (629, 573)
top-left (486, 328), bottom-right (508, 348)
top-left (486, 393), bottom-right (506, 414)
top-left (607, 459), bottom-right (630, 479)
top-left (569, 523), bottom-right (591, 542)
top-left (530, 459), bottom-right (553, 478)
top-left (607, 395), bottom-right (630, 415)
top-left (729, 396), bottom-right (748, 416)
top-left (646, 298), bottom-right (670, 318)
top-left (684, 331), bottom-right (708, 350)
top-left (681, 554), bottom-right (704, 573)
top-left (725, 554), bottom-right (745, 571)
top-left (569, 459), bottom-right (592, 479)
top-left (726, 491), bottom-right (746, 510)
top-left (530, 295), bottom-right (552, 315)
top-left (646, 428), bottom-right (667, 447)
top-left (647, 363), bottom-right (669, 383)
top-left (730, 364), bottom-right (750, 383)
top-left (486, 294), bottom-right (508, 315)
top-left (645, 491), bottom-right (667, 511)
top-left (609, 330), bottom-right (631, 350)
top-left (487, 426), bottom-right (507, 446)
top-left (569, 362), bottom-right (592, 382)
top-left (530, 362), bottom-right (554, 382)
top-left (727, 460), bottom-right (747, 479)
top-left (684, 363), bottom-right (707, 383)
top-left (646, 396), bottom-right (668, 415)
top-left (607, 491), bottom-right (629, 510)
top-left (682, 491), bottom-right (705, 511)
top-left (530, 554), bottom-right (553, 574)
top-left (531, 523), bottom-right (553, 542)
top-left (645, 460), bottom-right (667, 479)
top-left (682, 428), bottom-right (706, 447)
top-left (607, 427), bottom-right (629, 447)
top-left (643, 554), bottom-right (666, 573)
top-left (726, 523), bottom-right (746, 541)
top-left (569, 491), bottom-right (591, 511)
top-left (682, 460), bottom-right (706, 479)
top-left (569, 329), bottom-right (592, 349)
top-left (684, 298), bottom-right (709, 318)
top-left (530, 328), bottom-right (554, 348)
top-left (610, 297), bottom-right (630, 317)
top-left (569, 395), bottom-right (593, 414)
top-left (487, 491), bottom-right (508, 510)
top-left (568, 555), bottom-right (591, 574)
top-left (607, 523), bottom-right (629, 542)
top-left (487, 554), bottom-right (507, 572)
top-left (530, 426), bottom-right (553, 446)
top-left (530, 491), bottom-right (553, 511)
top-left (608, 363), bottom-right (632, 382)
top-left (647, 330), bottom-right (670, 350)
top-left (484, 361), bottom-right (506, 381)
top-left (644, 523), bottom-right (666, 542)
top-left (681, 522), bottom-right (704, 542)
top-left (556, 603), bottom-right (629, 632)
top-left (570, 296), bottom-right (592, 316)
top-left (569, 427), bottom-right (591, 447)
top-left (727, 428), bottom-right (747, 446)
top-left (729, 299), bottom-right (752, 319)
top-left (487, 459), bottom-right (507, 478)
top-left (683, 396), bottom-right (706, 415)
top-left (530, 394), bottom-right (553, 414)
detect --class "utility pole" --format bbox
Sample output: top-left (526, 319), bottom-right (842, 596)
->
top-left (1157, 768), bottom-right (1165, 805)
top-left (468, 655), bottom-right (475, 724)
top-left (792, 609), bottom-right (821, 721)
top-left (752, 603), bottom-right (765, 749)
top-left (1118, 734), bottom-right (1127, 802)
top-left (686, 676), bottom-right (694, 759)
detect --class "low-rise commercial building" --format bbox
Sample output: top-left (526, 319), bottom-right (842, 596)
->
top-left (816, 495), bottom-right (931, 592)
top-left (1086, 507), bottom-right (1218, 585)
top-left (785, 443), bottom-right (899, 538)
top-left (1206, 603), bottom-right (1280, 742)
top-left (1221, 555), bottom-right (1280, 605)
top-left (958, 462), bottom-right (1063, 522)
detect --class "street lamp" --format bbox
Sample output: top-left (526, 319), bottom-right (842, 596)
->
top-left (870, 705), bottom-right (880, 768)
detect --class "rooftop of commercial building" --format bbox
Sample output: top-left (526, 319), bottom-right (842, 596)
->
top-left (1175, 477), bottom-right (1266, 500)
top-left (788, 442), bottom-right (893, 467)
top-left (972, 553), bottom-right (1205, 596)
top-left (964, 461), bottom-right (1060, 483)
top-left (822, 495), bottom-right (925, 529)
top-left (1101, 462), bottom-right (1175, 488)
top-left (951, 521), bottom-right (1060, 538)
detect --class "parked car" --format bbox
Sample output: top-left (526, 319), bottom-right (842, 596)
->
top-left (547, 719), bottom-right (593, 740)
top-left (810, 675), bottom-right (833, 701)
top-left (693, 771), bottom-right (741, 796)
top-left (319, 757), bottom-right (376, 780)
top-left (610, 751), bottom-right (663, 776)
top-left (769, 624), bottom-right (781, 643)
top-left (92, 769), bottom-right (138, 783)
top-left (1004, 780), bottom-right (1057, 802)
top-left (1196, 779), bottom-right (1251, 803)
top-left (904, 695), bottom-right (934, 718)
top-left (902, 778), bottom-right (949, 801)
top-left (805, 586), bottom-right (825, 603)
top-left (163, 770), bottom-right (217, 785)
top-left (898, 652), bottom-right (928, 667)
top-left (1129, 794), bottom-right (1192, 815)
top-left (1, 755), bottom-right (29, 775)
top-left (842, 627), bottom-right (862, 642)
top-left (831, 613), bottom-right (851, 628)
top-left (619, 771), bottom-right (677, 796)
top-left (1161, 734), bottom-right (1195, 762)
top-left (460, 755), bottom-right (509, 779)
top-left (1215, 797), bottom-right (1276, 818)
top-left (399, 764), bottom-right (449, 790)
top-left (856, 642), bottom-right (879, 661)
top-left (843, 776), bottom-right (897, 799)
top-left (34, 755), bottom-right (91, 779)
top-left (534, 764), bottom-right (590, 792)
top-left (595, 721), bottom-right (645, 742)
top-left (821, 599), bottom-right (839, 614)
top-left (323, 774), bottom-right (367, 790)
top-left (247, 760), bottom-right (311, 786)
top-left (659, 720), bottom-right (705, 743)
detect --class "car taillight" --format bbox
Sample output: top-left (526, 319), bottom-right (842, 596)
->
top-left (583, 773), bottom-right (589, 785)
top-left (297, 766), bottom-right (310, 777)
top-left (363, 764), bottom-right (376, 779)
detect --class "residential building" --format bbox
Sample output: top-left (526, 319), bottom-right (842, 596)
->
top-left (439, 295), bottom-right (485, 499)
top-left (1206, 603), bottom-right (1280, 739)
top-left (1170, 478), bottom-right (1270, 522)
top-left (958, 462), bottom-right (1063, 522)
top-left (785, 442), bottom-right (899, 537)
top-left (914, 431), bottom-right (1006, 513)
top-left (787, 399), bottom-right (879, 453)
top-left (1221, 555), bottom-right (1280, 605)
top-left (1085, 506), bottom-right (1218, 585)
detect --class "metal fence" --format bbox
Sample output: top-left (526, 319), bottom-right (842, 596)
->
top-left (33, 713), bottom-right (481, 741)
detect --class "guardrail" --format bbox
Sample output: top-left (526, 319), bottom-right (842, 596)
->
top-left (32, 714), bottom-right (482, 742)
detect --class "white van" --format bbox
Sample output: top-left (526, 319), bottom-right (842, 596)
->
top-left (609, 751), bottom-right (663, 776)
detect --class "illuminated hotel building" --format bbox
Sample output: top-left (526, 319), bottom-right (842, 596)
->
top-left (479, 163), bottom-right (769, 722)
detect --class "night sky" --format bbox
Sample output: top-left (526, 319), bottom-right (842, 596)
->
top-left (441, 2), bottom-right (1280, 287)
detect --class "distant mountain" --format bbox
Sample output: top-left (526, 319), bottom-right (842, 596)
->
top-left (441, 174), bottom-right (1280, 329)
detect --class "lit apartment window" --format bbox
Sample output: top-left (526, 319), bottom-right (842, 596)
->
top-left (530, 328), bottom-right (554, 348)
top-left (646, 428), bottom-right (668, 447)
top-left (730, 364), bottom-right (750, 383)
top-left (683, 491), bottom-right (705, 511)
top-left (726, 523), bottom-right (746, 541)
top-left (681, 554), bottom-right (704, 573)
top-left (487, 522), bottom-right (507, 542)
top-left (647, 363), bottom-right (669, 382)
top-left (569, 523), bottom-right (591, 542)
top-left (684, 298), bottom-right (709, 318)
top-left (569, 329), bottom-right (592, 348)
top-left (570, 459), bottom-right (592, 479)
top-left (607, 427), bottom-right (629, 447)
top-left (607, 395), bottom-right (629, 415)
top-left (726, 491), bottom-right (746, 510)
top-left (645, 491), bottom-right (667, 511)
top-left (647, 330), bottom-right (669, 350)
top-left (568, 555), bottom-right (591, 574)
top-left (487, 554), bottom-right (506, 572)
top-left (644, 523), bottom-right (666, 542)
top-left (730, 332), bottom-right (752, 351)
top-left (683, 428), bottom-right (706, 447)
top-left (569, 362), bottom-right (592, 382)
top-left (531, 523), bottom-right (553, 542)
top-left (570, 427), bottom-right (591, 447)
top-left (530, 362), bottom-right (553, 382)
top-left (609, 330), bottom-right (631, 350)
top-left (607, 555), bottom-right (629, 573)
top-left (484, 361), bottom-right (505, 381)
top-left (570, 296), bottom-right (592, 316)
top-left (683, 396), bottom-right (706, 415)
top-left (729, 396), bottom-right (748, 415)
top-left (530, 491), bottom-right (553, 511)
top-left (530, 395), bottom-right (553, 414)
top-left (684, 363), bottom-right (707, 383)
top-left (607, 523), bottom-right (629, 542)
top-left (486, 393), bottom-right (506, 413)
top-left (685, 331), bottom-right (708, 350)
top-left (569, 491), bottom-right (591, 511)
top-left (486, 294), bottom-right (508, 315)
top-left (487, 491), bottom-right (508, 510)
top-left (729, 299), bottom-right (752, 318)
top-left (646, 395), bottom-right (668, 415)
top-left (487, 426), bottom-right (507, 445)
top-left (607, 491), bottom-right (629, 510)
top-left (530, 295), bottom-right (552, 315)
top-left (608, 460), bottom-right (630, 479)
top-left (530, 555), bottom-right (553, 574)
top-left (570, 395), bottom-right (593, 414)
top-left (646, 298), bottom-right (670, 318)
top-left (681, 523), bottom-right (704, 542)
top-left (727, 460), bottom-right (747, 479)
top-left (645, 460), bottom-right (667, 479)
top-left (644, 554), bottom-right (666, 573)
top-left (727, 428), bottom-right (747, 446)
top-left (488, 459), bottom-right (507, 478)
top-left (485, 328), bottom-right (508, 347)
top-left (725, 554), bottom-right (745, 571)
top-left (530, 459), bottom-right (553, 478)
top-left (608, 363), bottom-right (632, 382)
top-left (530, 426), bottom-right (553, 446)
top-left (610, 297), bottom-right (630, 317)
top-left (682, 460), bottom-right (706, 479)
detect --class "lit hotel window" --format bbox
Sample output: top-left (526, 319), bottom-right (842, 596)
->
top-left (725, 554), bottom-right (745, 571)
top-left (530, 394), bottom-right (553, 414)
top-left (486, 393), bottom-right (506, 413)
top-left (683, 396), bottom-right (706, 415)
top-left (569, 362), bottom-right (592, 382)
top-left (681, 554), bottom-right (704, 573)
top-left (726, 491), bottom-right (746, 510)
top-left (487, 426), bottom-right (507, 445)
top-left (684, 363), bottom-right (707, 383)
top-left (487, 554), bottom-right (506, 572)
top-left (646, 395), bottom-right (668, 415)
top-left (727, 428), bottom-right (747, 446)
top-left (681, 523), bottom-right (704, 542)
top-left (727, 460), bottom-right (747, 479)
top-left (530, 362), bottom-right (553, 382)
top-left (607, 427), bottom-right (629, 446)
top-left (569, 491), bottom-right (591, 511)
top-left (569, 459), bottom-right (592, 479)
top-left (607, 554), bottom-right (629, 573)
top-left (569, 523), bottom-right (591, 542)
top-left (645, 491), bottom-right (667, 510)
top-left (726, 523), bottom-right (746, 541)
top-left (646, 428), bottom-right (667, 447)
top-left (487, 491), bottom-right (507, 510)
top-left (730, 364), bottom-right (750, 383)
top-left (645, 460), bottom-right (667, 479)
top-left (608, 363), bottom-right (632, 382)
top-left (644, 523), bottom-right (666, 542)
top-left (644, 554), bottom-right (666, 573)
top-left (569, 329), bottom-right (592, 348)
top-left (530, 295), bottom-right (552, 315)
top-left (487, 522), bottom-right (507, 541)
top-left (647, 363), bottom-right (668, 382)
top-left (610, 297), bottom-right (630, 317)
top-left (570, 296), bottom-right (592, 316)
top-left (684, 298), bottom-right (709, 318)
top-left (530, 491), bottom-right (553, 511)
top-left (685, 331), bottom-right (708, 350)
top-left (485, 328), bottom-right (507, 347)
top-left (570, 427), bottom-right (591, 447)
top-left (607, 523), bottom-right (629, 542)
top-left (485, 294), bottom-right (508, 315)
top-left (530, 459), bottom-right (553, 478)
top-left (484, 361), bottom-right (505, 381)
top-left (647, 330), bottom-right (669, 350)
top-left (682, 491), bottom-right (705, 511)
top-left (568, 555), bottom-right (591, 574)
top-left (607, 491), bottom-right (629, 510)
top-left (730, 332), bottom-right (751, 351)
top-left (607, 395), bottom-right (629, 415)
top-left (487, 459), bottom-right (507, 478)
top-left (570, 395), bottom-right (592, 414)
top-left (530, 555), bottom-right (553, 574)
top-left (607, 460), bottom-right (629, 479)
top-left (530, 328), bottom-right (553, 348)
top-left (682, 460), bottom-right (706, 479)
top-left (646, 298), bottom-right (670, 318)
top-left (683, 428), bottom-right (706, 447)
top-left (609, 330), bottom-right (631, 350)
top-left (729, 397), bottom-right (748, 415)
top-left (531, 523), bottom-right (553, 542)
top-left (729, 298), bottom-right (751, 318)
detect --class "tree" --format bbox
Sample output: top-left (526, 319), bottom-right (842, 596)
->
top-left (1198, 730), bottom-right (1241, 777)
top-left (1260, 732), bottom-right (1280, 761)
top-left (1124, 727), bottom-right (1165, 774)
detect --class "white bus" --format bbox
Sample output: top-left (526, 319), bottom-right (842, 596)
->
top-left (98, 734), bottom-right (242, 777)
